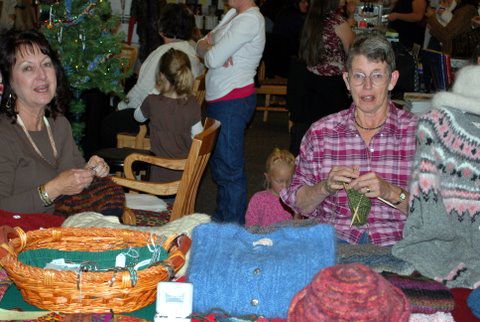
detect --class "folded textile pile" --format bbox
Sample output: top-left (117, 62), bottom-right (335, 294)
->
top-left (187, 222), bottom-right (336, 318)
top-left (337, 244), bottom-right (415, 275)
top-left (288, 263), bottom-right (410, 322)
top-left (382, 272), bottom-right (455, 314)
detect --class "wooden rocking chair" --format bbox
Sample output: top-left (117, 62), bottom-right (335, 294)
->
top-left (114, 117), bottom-right (220, 224)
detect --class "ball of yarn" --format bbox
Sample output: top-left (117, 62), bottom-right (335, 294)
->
top-left (288, 263), bottom-right (411, 322)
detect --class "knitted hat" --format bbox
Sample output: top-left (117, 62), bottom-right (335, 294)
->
top-left (288, 263), bottom-right (411, 322)
top-left (432, 65), bottom-right (480, 115)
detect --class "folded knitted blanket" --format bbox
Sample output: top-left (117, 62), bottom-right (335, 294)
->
top-left (337, 244), bottom-right (415, 275)
top-left (382, 272), bottom-right (455, 314)
top-left (187, 222), bottom-right (336, 318)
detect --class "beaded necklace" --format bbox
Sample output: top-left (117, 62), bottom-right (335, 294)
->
top-left (17, 115), bottom-right (58, 166)
top-left (354, 113), bottom-right (386, 131)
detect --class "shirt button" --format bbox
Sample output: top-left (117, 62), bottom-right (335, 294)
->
top-left (251, 299), bottom-right (259, 306)
top-left (253, 268), bottom-right (261, 275)
top-left (370, 148), bottom-right (374, 152)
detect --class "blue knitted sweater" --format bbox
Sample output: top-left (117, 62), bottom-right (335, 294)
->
top-left (187, 222), bottom-right (336, 318)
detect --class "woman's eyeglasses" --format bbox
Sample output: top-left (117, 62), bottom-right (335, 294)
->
top-left (348, 72), bottom-right (389, 86)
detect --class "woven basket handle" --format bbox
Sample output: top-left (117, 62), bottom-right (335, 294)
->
top-left (173, 234), bottom-right (192, 255)
top-left (0, 226), bottom-right (26, 259)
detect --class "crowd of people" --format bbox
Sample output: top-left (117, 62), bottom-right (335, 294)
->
top-left (0, 0), bottom-right (479, 253)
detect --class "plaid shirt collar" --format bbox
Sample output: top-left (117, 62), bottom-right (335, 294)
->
top-left (336, 101), bottom-right (403, 137)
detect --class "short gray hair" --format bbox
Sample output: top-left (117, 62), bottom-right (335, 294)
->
top-left (346, 34), bottom-right (396, 75)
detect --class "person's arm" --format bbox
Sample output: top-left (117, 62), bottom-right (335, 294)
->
top-left (334, 21), bottom-right (356, 53)
top-left (134, 107), bottom-right (148, 122)
top-left (118, 48), bottom-right (166, 110)
top-left (428, 5), bottom-right (477, 44)
top-left (0, 137), bottom-right (46, 213)
top-left (389, 0), bottom-right (427, 22)
top-left (245, 193), bottom-right (261, 227)
top-left (202, 15), bottom-right (260, 69)
top-left (191, 121), bottom-right (203, 138)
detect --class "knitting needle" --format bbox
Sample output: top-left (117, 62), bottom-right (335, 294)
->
top-left (377, 196), bottom-right (397, 209)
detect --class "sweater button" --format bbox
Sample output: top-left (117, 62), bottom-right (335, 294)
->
top-left (253, 268), bottom-right (261, 275)
top-left (251, 298), bottom-right (259, 306)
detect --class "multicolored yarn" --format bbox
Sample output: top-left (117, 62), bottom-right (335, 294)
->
top-left (467, 287), bottom-right (480, 318)
top-left (393, 103), bottom-right (480, 288)
top-left (54, 177), bottom-right (125, 218)
top-left (131, 204), bottom-right (172, 227)
top-left (382, 272), bottom-right (455, 314)
top-left (288, 263), bottom-right (411, 322)
top-left (337, 244), bottom-right (415, 276)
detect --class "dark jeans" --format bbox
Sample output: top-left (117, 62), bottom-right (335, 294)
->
top-left (206, 94), bottom-right (257, 224)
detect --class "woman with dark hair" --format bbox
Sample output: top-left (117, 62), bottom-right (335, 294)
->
top-left (0, 29), bottom-right (110, 213)
top-left (289, 0), bottom-right (354, 155)
top-left (100, 3), bottom-right (205, 148)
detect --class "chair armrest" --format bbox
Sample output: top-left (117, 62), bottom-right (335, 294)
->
top-left (123, 153), bottom-right (187, 179)
top-left (112, 176), bottom-right (180, 195)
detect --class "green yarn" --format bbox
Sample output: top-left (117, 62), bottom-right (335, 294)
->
top-left (345, 186), bottom-right (371, 226)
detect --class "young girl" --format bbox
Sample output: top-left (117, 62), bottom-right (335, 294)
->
top-left (134, 48), bottom-right (202, 183)
top-left (245, 148), bottom-right (296, 227)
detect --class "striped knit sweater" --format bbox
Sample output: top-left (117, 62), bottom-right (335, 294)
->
top-left (393, 65), bottom-right (480, 288)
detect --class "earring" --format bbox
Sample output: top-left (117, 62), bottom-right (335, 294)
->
top-left (5, 93), bottom-right (13, 111)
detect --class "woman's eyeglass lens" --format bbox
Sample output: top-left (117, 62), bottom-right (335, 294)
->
top-left (349, 72), bottom-right (388, 86)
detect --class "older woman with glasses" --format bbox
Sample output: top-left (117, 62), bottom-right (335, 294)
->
top-left (281, 34), bottom-right (418, 246)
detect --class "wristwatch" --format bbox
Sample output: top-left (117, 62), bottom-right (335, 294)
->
top-left (393, 188), bottom-right (407, 206)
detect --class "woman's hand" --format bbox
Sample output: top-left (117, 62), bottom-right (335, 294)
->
top-left (347, 171), bottom-right (394, 200)
top-left (388, 12), bottom-right (398, 21)
top-left (85, 155), bottom-right (110, 178)
top-left (44, 168), bottom-right (96, 200)
top-left (324, 166), bottom-right (360, 195)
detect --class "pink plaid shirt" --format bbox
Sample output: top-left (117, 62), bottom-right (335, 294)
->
top-left (280, 102), bottom-right (418, 246)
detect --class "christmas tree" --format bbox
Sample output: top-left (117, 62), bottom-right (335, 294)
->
top-left (40, 0), bottom-right (128, 142)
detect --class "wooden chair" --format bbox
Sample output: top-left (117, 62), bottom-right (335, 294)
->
top-left (114, 117), bottom-right (220, 223)
top-left (256, 60), bottom-right (288, 122)
top-left (116, 73), bottom-right (207, 150)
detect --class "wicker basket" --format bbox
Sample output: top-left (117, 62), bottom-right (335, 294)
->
top-left (0, 227), bottom-right (191, 313)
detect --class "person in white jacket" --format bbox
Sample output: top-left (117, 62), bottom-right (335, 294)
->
top-left (196, 0), bottom-right (265, 224)
top-left (100, 3), bottom-right (205, 148)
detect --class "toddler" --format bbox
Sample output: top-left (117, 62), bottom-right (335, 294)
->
top-left (245, 148), bottom-right (296, 227)
top-left (424, 0), bottom-right (457, 49)
top-left (134, 48), bottom-right (202, 183)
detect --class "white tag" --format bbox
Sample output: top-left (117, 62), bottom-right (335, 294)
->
top-left (115, 253), bottom-right (126, 267)
top-left (252, 238), bottom-right (273, 247)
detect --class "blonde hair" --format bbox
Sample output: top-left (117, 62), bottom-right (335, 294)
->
top-left (265, 148), bottom-right (295, 174)
top-left (156, 48), bottom-right (194, 97)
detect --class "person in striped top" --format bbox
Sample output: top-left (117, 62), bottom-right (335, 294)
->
top-left (280, 34), bottom-right (418, 246)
